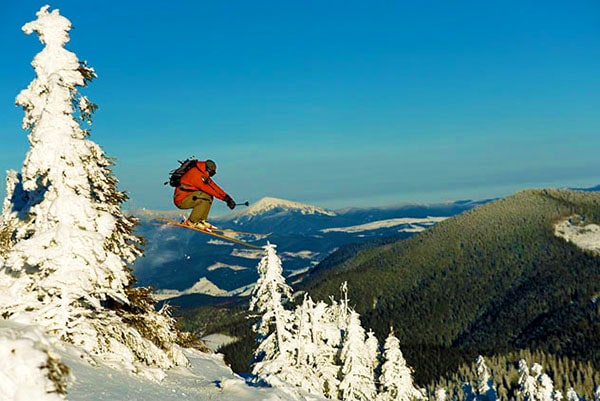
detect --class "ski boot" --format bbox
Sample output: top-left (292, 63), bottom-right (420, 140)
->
top-left (184, 219), bottom-right (216, 232)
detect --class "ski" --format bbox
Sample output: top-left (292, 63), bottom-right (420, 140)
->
top-left (211, 228), bottom-right (270, 237)
top-left (154, 217), bottom-right (268, 237)
top-left (154, 218), bottom-right (264, 249)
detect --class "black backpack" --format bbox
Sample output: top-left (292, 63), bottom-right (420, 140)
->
top-left (165, 157), bottom-right (198, 187)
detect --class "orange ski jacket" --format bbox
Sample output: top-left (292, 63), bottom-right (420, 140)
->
top-left (173, 160), bottom-right (229, 206)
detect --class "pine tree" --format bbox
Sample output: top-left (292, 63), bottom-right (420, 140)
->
top-left (377, 328), bottom-right (423, 401)
top-left (535, 363), bottom-right (555, 401)
top-left (249, 243), bottom-right (296, 385)
top-left (312, 298), bottom-right (343, 398)
top-left (338, 310), bottom-right (377, 401)
top-left (519, 359), bottom-right (538, 401)
top-left (293, 294), bottom-right (315, 384)
top-left (287, 293), bottom-right (358, 396)
top-left (474, 356), bottom-right (497, 401)
top-left (434, 388), bottom-right (448, 401)
top-left (518, 360), bottom-right (562, 401)
top-left (366, 329), bottom-right (380, 376)
top-left (0, 6), bottom-right (188, 375)
top-left (566, 388), bottom-right (580, 401)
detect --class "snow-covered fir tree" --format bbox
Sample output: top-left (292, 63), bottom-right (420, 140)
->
top-left (366, 329), bottom-right (380, 377)
top-left (338, 309), bottom-right (377, 401)
top-left (309, 297), bottom-right (344, 398)
top-left (473, 355), bottom-right (497, 401)
top-left (288, 294), bottom-right (330, 394)
top-left (517, 360), bottom-right (578, 401)
top-left (249, 243), bottom-right (297, 386)
top-left (460, 355), bottom-right (497, 401)
top-left (0, 5), bottom-right (189, 377)
top-left (566, 388), bottom-right (580, 401)
top-left (475, 356), bottom-right (491, 395)
top-left (435, 388), bottom-right (448, 401)
top-left (519, 360), bottom-right (538, 401)
top-left (376, 328), bottom-right (423, 401)
top-left (248, 252), bottom-right (428, 401)
top-left (534, 364), bottom-right (555, 401)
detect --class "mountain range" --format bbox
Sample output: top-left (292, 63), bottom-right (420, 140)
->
top-left (131, 196), bottom-right (488, 305)
top-left (170, 187), bottom-right (600, 398)
top-left (298, 188), bottom-right (600, 384)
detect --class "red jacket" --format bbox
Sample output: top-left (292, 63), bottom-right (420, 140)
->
top-left (173, 161), bottom-right (229, 206)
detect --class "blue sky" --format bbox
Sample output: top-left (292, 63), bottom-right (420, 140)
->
top-left (1, 1), bottom-right (599, 214)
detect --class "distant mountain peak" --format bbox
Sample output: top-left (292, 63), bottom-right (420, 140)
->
top-left (232, 197), bottom-right (337, 218)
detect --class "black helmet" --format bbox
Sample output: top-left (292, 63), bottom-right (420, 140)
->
top-left (206, 159), bottom-right (217, 176)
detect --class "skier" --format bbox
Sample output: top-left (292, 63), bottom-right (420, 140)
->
top-left (173, 159), bottom-right (236, 230)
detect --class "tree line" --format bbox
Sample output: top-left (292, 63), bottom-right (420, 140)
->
top-left (226, 242), bottom-right (600, 400)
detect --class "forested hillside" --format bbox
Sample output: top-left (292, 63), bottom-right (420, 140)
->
top-left (299, 189), bottom-right (600, 385)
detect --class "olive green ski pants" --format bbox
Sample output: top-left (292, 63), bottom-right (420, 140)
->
top-left (176, 191), bottom-right (213, 223)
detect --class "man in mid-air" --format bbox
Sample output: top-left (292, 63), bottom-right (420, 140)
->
top-left (173, 159), bottom-right (236, 230)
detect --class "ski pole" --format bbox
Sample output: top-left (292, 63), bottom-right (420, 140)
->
top-left (236, 201), bottom-right (250, 207)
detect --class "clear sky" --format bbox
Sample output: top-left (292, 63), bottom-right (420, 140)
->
top-left (1, 1), bottom-right (599, 215)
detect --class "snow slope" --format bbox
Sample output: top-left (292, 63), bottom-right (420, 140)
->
top-left (554, 216), bottom-right (600, 255)
top-left (63, 348), bottom-right (317, 401)
top-left (0, 320), bottom-right (328, 401)
top-left (320, 216), bottom-right (447, 234)
top-left (0, 322), bottom-right (67, 401)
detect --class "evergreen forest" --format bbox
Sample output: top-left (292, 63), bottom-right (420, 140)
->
top-left (181, 189), bottom-right (600, 399)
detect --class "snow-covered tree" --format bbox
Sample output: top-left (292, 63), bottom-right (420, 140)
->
top-left (518, 360), bottom-right (563, 401)
top-left (535, 364), bottom-right (555, 401)
top-left (336, 281), bottom-right (351, 328)
top-left (366, 329), bottom-right (380, 375)
top-left (0, 5), bottom-right (188, 376)
top-left (338, 310), bottom-right (377, 401)
top-left (519, 360), bottom-right (538, 401)
top-left (281, 294), bottom-right (332, 395)
top-left (311, 298), bottom-right (344, 398)
top-left (475, 356), bottom-right (491, 395)
top-left (473, 355), bottom-right (497, 401)
top-left (249, 243), bottom-right (296, 385)
top-left (566, 388), bottom-right (580, 401)
top-left (377, 328), bottom-right (423, 401)
top-left (435, 388), bottom-right (448, 401)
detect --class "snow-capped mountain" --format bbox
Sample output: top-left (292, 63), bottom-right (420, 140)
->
top-left (217, 197), bottom-right (338, 233)
top-left (230, 196), bottom-right (337, 220)
top-left (132, 196), bottom-right (488, 307)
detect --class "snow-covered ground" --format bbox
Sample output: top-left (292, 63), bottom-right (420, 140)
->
top-left (0, 322), bottom-right (67, 401)
top-left (554, 216), bottom-right (600, 256)
top-left (207, 262), bottom-right (248, 272)
top-left (320, 216), bottom-right (447, 234)
top-left (0, 321), bottom-right (328, 401)
top-left (153, 276), bottom-right (253, 301)
top-left (201, 333), bottom-right (238, 352)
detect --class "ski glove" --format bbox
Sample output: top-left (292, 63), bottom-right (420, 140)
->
top-left (224, 195), bottom-right (236, 210)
